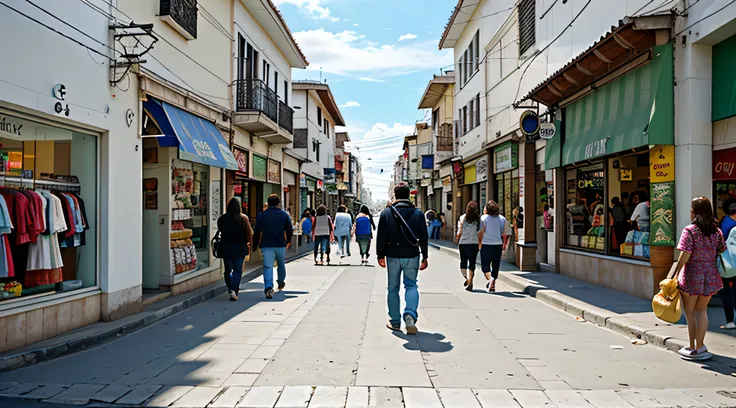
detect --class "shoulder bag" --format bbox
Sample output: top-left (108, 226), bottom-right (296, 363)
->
top-left (389, 205), bottom-right (419, 247)
top-left (718, 228), bottom-right (736, 279)
top-left (211, 230), bottom-right (222, 259)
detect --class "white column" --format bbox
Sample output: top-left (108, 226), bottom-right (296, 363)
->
top-left (675, 43), bottom-right (713, 238)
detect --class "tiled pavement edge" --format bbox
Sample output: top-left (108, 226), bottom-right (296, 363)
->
top-left (428, 241), bottom-right (736, 359)
top-left (2, 384), bottom-right (736, 407)
top-left (0, 252), bottom-right (311, 373)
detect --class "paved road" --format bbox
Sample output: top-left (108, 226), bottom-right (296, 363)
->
top-left (1, 241), bottom-right (735, 407)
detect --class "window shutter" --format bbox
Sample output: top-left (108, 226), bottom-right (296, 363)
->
top-left (518, 0), bottom-right (536, 56)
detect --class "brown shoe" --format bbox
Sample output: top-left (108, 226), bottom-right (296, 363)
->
top-left (386, 323), bottom-right (401, 331)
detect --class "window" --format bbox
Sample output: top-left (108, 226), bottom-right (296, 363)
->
top-left (315, 141), bottom-right (320, 162)
top-left (463, 50), bottom-right (469, 84)
top-left (564, 163), bottom-right (605, 253)
top-left (462, 106), bottom-right (468, 134)
top-left (284, 80), bottom-right (288, 105)
top-left (275, 72), bottom-right (279, 96)
top-left (473, 31), bottom-right (480, 72)
top-left (262, 60), bottom-right (267, 83)
top-left (237, 34), bottom-right (245, 82)
top-left (159, 0), bottom-right (198, 40)
top-left (495, 169), bottom-right (520, 221)
top-left (0, 114), bottom-right (98, 303)
top-left (519, 0), bottom-right (536, 56)
top-left (475, 94), bottom-right (481, 128)
top-left (317, 107), bottom-right (322, 126)
top-left (458, 58), bottom-right (464, 87)
top-left (468, 101), bottom-right (474, 131)
top-left (323, 121), bottom-right (329, 137)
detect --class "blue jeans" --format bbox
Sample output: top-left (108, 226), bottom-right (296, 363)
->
top-left (314, 235), bottom-right (331, 259)
top-left (337, 235), bottom-right (351, 255)
top-left (261, 247), bottom-right (286, 291)
top-left (223, 257), bottom-right (245, 294)
top-left (387, 256), bottom-right (420, 326)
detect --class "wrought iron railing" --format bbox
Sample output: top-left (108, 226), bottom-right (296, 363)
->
top-left (235, 79), bottom-right (293, 134)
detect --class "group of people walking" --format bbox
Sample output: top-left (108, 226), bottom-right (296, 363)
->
top-left (300, 204), bottom-right (377, 265)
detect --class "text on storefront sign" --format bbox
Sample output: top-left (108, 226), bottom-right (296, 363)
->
top-left (584, 138), bottom-right (608, 160)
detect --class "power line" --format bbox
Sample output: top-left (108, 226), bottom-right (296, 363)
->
top-left (513, 0), bottom-right (593, 105)
top-left (1, 0), bottom-right (114, 62)
top-left (674, 0), bottom-right (736, 38)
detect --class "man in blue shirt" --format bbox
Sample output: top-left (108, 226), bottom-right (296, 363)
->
top-left (253, 194), bottom-right (294, 299)
top-left (722, 202), bottom-right (736, 239)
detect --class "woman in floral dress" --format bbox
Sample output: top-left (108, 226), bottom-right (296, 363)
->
top-left (673, 197), bottom-right (726, 359)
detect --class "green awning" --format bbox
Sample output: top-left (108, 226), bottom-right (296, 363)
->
top-left (544, 121), bottom-right (562, 169)
top-left (562, 43), bottom-right (673, 166)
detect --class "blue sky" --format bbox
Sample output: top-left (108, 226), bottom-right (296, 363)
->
top-left (273, 0), bottom-right (455, 199)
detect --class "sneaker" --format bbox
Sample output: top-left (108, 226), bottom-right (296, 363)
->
top-left (278, 281), bottom-right (286, 291)
top-left (678, 347), bottom-right (696, 357)
top-left (404, 315), bottom-right (417, 335)
top-left (230, 292), bottom-right (238, 301)
top-left (265, 288), bottom-right (274, 299)
top-left (723, 322), bottom-right (736, 330)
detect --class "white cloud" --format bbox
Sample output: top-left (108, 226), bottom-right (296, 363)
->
top-left (359, 77), bottom-right (385, 83)
top-left (272, 0), bottom-right (339, 22)
top-left (398, 33), bottom-right (417, 41)
top-left (339, 101), bottom-right (361, 108)
top-left (353, 23), bottom-right (359, 27)
top-left (292, 29), bottom-right (452, 77)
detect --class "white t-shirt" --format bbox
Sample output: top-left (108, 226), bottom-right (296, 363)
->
top-left (480, 214), bottom-right (508, 246)
top-left (630, 202), bottom-right (650, 229)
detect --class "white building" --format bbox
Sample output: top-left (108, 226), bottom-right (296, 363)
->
top-left (0, 0), bottom-right (141, 351)
top-left (291, 81), bottom-right (345, 212)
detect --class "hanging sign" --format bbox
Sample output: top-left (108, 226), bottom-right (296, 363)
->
top-left (442, 176), bottom-right (452, 192)
top-left (649, 145), bottom-right (675, 183)
top-left (476, 157), bottom-right (488, 182)
top-left (519, 110), bottom-right (540, 135)
top-left (539, 122), bottom-right (556, 140)
top-left (233, 148), bottom-right (249, 177)
top-left (267, 159), bottom-right (281, 184)
top-left (452, 160), bottom-right (464, 185)
top-left (494, 142), bottom-right (518, 173)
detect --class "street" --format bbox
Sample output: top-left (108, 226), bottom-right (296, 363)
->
top-left (0, 241), bottom-right (735, 408)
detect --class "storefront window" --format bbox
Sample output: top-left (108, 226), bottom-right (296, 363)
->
top-left (171, 161), bottom-right (209, 275)
top-left (608, 152), bottom-right (651, 259)
top-left (565, 163), bottom-right (605, 252)
top-left (495, 169), bottom-right (519, 220)
top-left (0, 115), bottom-right (97, 303)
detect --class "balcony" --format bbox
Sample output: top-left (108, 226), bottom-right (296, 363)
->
top-left (234, 78), bottom-right (293, 144)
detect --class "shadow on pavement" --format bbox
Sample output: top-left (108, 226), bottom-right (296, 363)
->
top-left (392, 331), bottom-right (454, 353)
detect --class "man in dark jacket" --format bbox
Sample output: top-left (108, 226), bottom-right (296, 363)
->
top-left (376, 184), bottom-right (429, 334)
top-left (253, 194), bottom-right (294, 299)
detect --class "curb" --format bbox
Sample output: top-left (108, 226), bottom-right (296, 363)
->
top-left (428, 242), bottom-right (686, 355)
top-left (0, 251), bottom-right (310, 373)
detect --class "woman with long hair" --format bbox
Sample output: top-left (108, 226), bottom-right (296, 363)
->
top-left (478, 200), bottom-right (509, 293)
top-left (673, 197), bottom-right (726, 360)
top-left (312, 205), bottom-right (334, 265)
top-left (334, 205), bottom-right (353, 258)
top-left (217, 198), bottom-right (253, 301)
top-left (456, 201), bottom-right (481, 291)
top-left (354, 205), bottom-right (376, 265)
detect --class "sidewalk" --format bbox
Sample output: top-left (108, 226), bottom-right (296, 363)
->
top-left (429, 240), bottom-right (736, 361)
top-left (0, 252), bottom-right (310, 373)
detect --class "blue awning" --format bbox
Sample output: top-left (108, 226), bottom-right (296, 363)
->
top-left (143, 98), bottom-right (238, 170)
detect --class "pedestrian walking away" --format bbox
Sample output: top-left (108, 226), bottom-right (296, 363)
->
top-left (299, 209), bottom-right (313, 246)
top-left (478, 200), bottom-right (510, 293)
top-left (253, 194), bottom-right (293, 299)
top-left (718, 202), bottom-right (736, 330)
top-left (377, 184), bottom-right (428, 335)
top-left (354, 204), bottom-right (376, 265)
top-left (312, 205), bottom-right (334, 265)
top-left (334, 205), bottom-right (353, 258)
top-left (456, 200), bottom-right (481, 291)
top-left (673, 197), bottom-right (726, 360)
top-left (217, 198), bottom-right (253, 301)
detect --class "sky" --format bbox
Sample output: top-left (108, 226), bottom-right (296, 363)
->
top-left (272, 0), bottom-right (455, 200)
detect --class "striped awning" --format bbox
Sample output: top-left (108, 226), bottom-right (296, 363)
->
top-left (561, 43), bottom-right (673, 166)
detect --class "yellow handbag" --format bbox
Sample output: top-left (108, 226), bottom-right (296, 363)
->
top-left (652, 277), bottom-right (682, 323)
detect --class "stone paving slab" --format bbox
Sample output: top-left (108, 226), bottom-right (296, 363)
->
top-left (578, 390), bottom-right (633, 408)
top-left (43, 383), bottom-right (106, 405)
top-left (21, 384), bottom-right (67, 400)
top-left (144, 386), bottom-right (196, 407)
top-left (345, 387), bottom-right (368, 408)
top-left (89, 384), bottom-right (133, 403)
top-left (209, 387), bottom-right (249, 408)
top-left (401, 387), bottom-right (442, 408)
top-left (308, 386), bottom-right (348, 408)
top-left (275, 386), bottom-right (313, 408)
top-left (114, 384), bottom-right (163, 405)
top-left (238, 386), bottom-right (283, 408)
top-left (171, 386), bottom-right (222, 407)
top-left (473, 389), bottom-right (520, 408)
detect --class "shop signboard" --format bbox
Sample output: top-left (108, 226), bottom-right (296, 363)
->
top-left (307, 177), bottom-right (316, 192)
top-left (442, 175), bottom-right (452, 192)
top-left (651, 181), bottom-right (675, 246)
top-left (649, 145), bottom-right (675, 183)
top-left (713, 147), bottom-right (736, 180)
top-left (253, 155), bottom-right (267, 180)
top-left (476, 157), bottom-right (488, 182)
top-left (233, 148), bottom-right (249, 178)
top-left (324, 168), bottom-right (337, 184)
top-left (267, 159), bottom-right (281, 184)
top-left (317, 180), bottom-right (324, 191)
top-left (494, 142), bottom-right (518, 173)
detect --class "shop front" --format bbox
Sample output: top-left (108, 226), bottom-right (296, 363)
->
top-left (493, 142), bottom-right (520, 223)
top-left (141, 97), bottom-right (237, 295)
top-left (547, 43), bottom-right (676, 298)
top-left (460, 156), bottom-right (488, 212)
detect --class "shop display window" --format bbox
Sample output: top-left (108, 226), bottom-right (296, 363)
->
top-left (715, 181), bottom-right (736, 222)
top-left (495, 169), bottom-right (519, 221)
top-left (608, 153), bottom-right (651, 260)
top-left (565, 163), bottom-right (605, 251)
top-left (171, 160), bottom-right (209, 275)
top-left (0, 120), bottom-right (97, 303)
